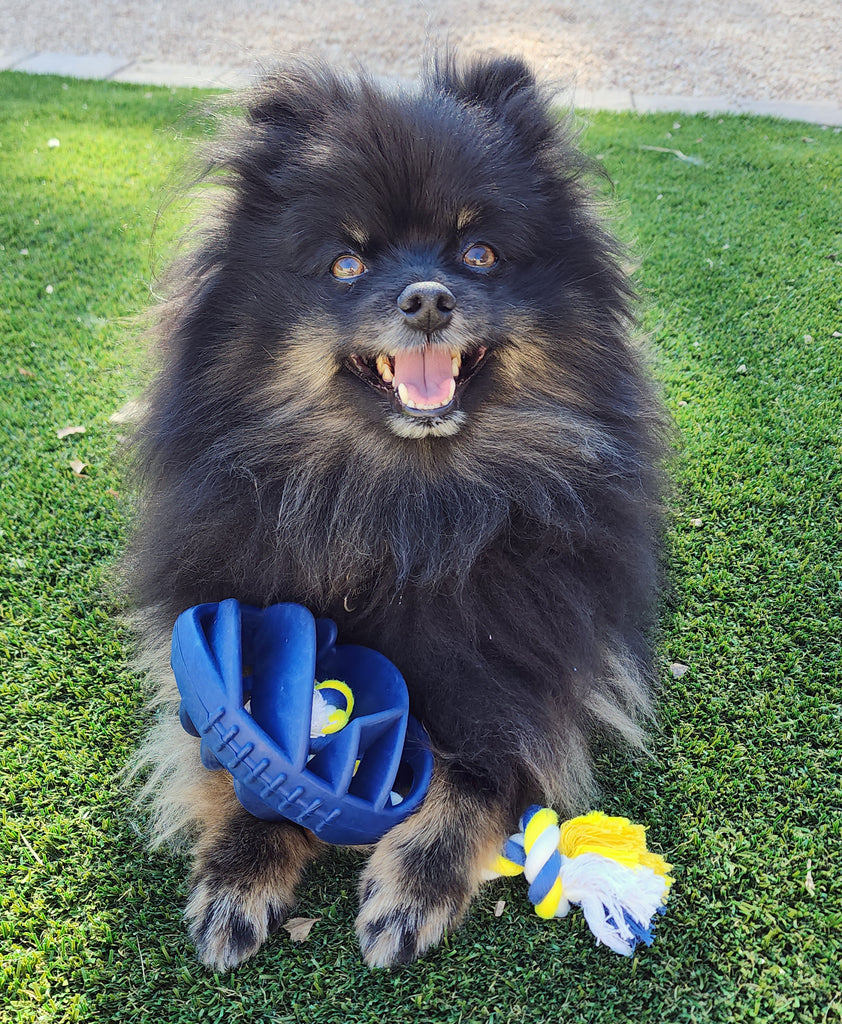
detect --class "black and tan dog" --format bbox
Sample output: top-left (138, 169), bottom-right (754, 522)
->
top-left (126, 55), bottom-right (665, 969)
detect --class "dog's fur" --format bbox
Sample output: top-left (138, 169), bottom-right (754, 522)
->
top-left (125, 55), bottom-right (665, 969)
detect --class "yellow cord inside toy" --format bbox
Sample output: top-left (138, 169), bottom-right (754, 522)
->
top-left (315, 679), bottom-right (355, 734)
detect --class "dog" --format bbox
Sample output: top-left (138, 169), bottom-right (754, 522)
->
top-left (125, 54), bottom-right (665, 969)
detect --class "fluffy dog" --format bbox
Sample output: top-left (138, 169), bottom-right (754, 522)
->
top-left (126, 55), bottom-right (665, 969)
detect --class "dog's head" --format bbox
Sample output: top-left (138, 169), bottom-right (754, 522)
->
top-left (174, 57), bottom-right (632, 449)
top-left (134, 57), bottom-right (662, 609)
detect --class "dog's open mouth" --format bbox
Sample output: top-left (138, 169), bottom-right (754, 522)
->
top-left (348, 343), bottom-right (489, 418)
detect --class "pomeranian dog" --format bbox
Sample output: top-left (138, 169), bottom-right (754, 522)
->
top-left (126, 55), bottom-right (664, 969)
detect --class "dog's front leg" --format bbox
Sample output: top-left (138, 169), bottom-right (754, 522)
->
top-left (355, 764), bottom-right (511, 967)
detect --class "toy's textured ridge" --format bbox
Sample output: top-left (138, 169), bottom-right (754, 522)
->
top-left (492, 806), bottom-right (673, 955)
top-left (172, 599), bottom-right (433, 845)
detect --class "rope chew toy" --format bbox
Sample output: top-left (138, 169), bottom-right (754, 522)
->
top-left (491, 806), bottom-right (673, 955)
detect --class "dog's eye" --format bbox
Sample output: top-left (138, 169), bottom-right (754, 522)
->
top-left (462, 243), bottom-right (497, 269)
top-left (331, 254), bottom-right (367, 280)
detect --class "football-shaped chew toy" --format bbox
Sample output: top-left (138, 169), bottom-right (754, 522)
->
top-left (172, 599), bottom-right (433, 845)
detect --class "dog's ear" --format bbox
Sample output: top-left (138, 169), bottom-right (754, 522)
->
top-left (433, 55), bottom-right (536, 109)
top-left (430, 56), bottom-right (553, 150)
top-left (245, 64), bottom-right (347, 137)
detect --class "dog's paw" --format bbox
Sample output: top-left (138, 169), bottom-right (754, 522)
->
top-left (184, 813), bottom-right (319, 971)
top-left (355, 868), bottom-right (465, 968)
top-left (354, 770), bottom-right (506, 967)
top-left (185, 874), bottom-right (291, 972)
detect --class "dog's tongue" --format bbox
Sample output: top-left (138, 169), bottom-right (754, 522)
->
top-left (392, 345), bottom-right (455, 409)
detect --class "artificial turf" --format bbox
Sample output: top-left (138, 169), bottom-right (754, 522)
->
top-left (0, 70), bottom-right (839, 1024)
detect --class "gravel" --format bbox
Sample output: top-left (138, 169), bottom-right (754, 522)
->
top-left (4, 0), bottom-right (840, 103)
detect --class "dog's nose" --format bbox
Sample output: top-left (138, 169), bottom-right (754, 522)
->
top-left (397, 281), bottom-right (456, 333)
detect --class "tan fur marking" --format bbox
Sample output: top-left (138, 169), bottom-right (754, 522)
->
top-left (584, 642), bottom-right (654, 749)
top-left (387, 410), bottom-right (466, 439)
top-left (455, 205), bottom-right (480, 234)
top-left (342, 223), bottom-right (369, 250)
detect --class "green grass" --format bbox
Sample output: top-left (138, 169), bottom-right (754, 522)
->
top-left (1, 71), bottom-right (840, 1024)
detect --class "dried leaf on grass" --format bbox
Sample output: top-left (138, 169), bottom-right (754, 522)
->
top-left (494, 900), bottom-right (506, 918)
top-left (640, 144), bottom-right (706, 167)
top-left (19, 830), bottom-right (43, 866)
top-left (805, 860), bottom-right (815, 895)
top-left (18, 367), bottom-right (36, 379)
top-left (670, 663), bottom-right (690, 679)
top-left (282, 917), bottom-right (320, 943)
top-left (69, 459), bottom-right (88, 476)
top-left (57, 425), bottom-right (86, 439)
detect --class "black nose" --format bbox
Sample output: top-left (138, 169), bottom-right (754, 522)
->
top-left (397, 281), bottom-right (456, 333)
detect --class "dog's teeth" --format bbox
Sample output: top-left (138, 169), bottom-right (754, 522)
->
top-left (395, 380), bottom-right (456, 412)
top-left (451, 354), bottom-right (461, 376)
top-left (376, 354), bottom-right (394, 382)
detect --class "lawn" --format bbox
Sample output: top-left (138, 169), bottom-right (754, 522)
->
top-left (1, 71), bottom-right (839, 1024)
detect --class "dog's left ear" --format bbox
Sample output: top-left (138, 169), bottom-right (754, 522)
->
top-left (430, 56), bottom-right (553, 150)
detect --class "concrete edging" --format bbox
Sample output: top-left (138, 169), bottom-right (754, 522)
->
top-left (2, 50), bottom-right (841, 127)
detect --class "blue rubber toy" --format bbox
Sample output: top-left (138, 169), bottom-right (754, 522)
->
top-left (172, 599), bottom-right (433, 845)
